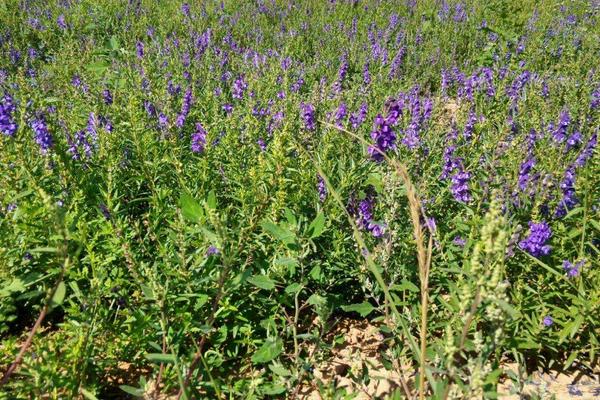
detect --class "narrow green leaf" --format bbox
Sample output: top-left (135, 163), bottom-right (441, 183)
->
top-left (145, 353), bottom-right (176, 364)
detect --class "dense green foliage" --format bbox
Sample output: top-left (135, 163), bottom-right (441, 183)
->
top-left (0, 0), bottom-right (598, 398)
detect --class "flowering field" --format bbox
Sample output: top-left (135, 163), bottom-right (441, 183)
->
top-left (0, 0), bottom-right (599, 398)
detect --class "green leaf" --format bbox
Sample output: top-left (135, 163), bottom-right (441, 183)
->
top-left (251, 338), bottom-right (283, 364)
top-left (261, 221), bottom-right (295, 244)
top-left (269, 363), bottom-right (292, 377)
top-left (307, 212), bottom-right (326, 239)
top-left (392, 279), bottom-right (419, 293)
top-left (494, 299), bottom-right (520, 319)
top-left (179, 193), bottom-right (204, 223)
top-left (50, 281), bottom-right (66, 308)
top-left (262, 384), bottom-right (287, 395)
top-left (274, 257), bottom-right (297, 269)
top-left (285, 283), bottom-right (303, 294)
top-left (140, 284), bottom-right (155, 301)
top-left (144, 353), bottom-right (176, 364)
top-left (247, 275), bottom-right (276, 290)
top-left (119, 385), bottom-right (144, 397)
top-left (342, 302), bottom-right (375, 317)
top-left (207, 190), bottom-right (217, 209)
top-left (81, 388), bottom-right (99, 400)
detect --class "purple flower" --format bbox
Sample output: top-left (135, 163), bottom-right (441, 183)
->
top-left (206, 245), bottom-right (219, 256)
top-left (222, 103), bottom-right (233, 114)
top-left (181, 3), bottom-right (191, 17)
top-left (518, 157), bottom-right (536, 191)
top-left (102, 89), bottom-right (113, 105)
top-left (350, 103), bottom-right (368, 130)
top-left (555, 167), bottom-right (578, 217)
top-left (300, 103), bottom-right (316, 131)
top-left (232, 76), bottom-right (247, 100)
top-left (57, 15), bottom-right (67, 30)
top-left (563, 259), bottom-right (585, 278)
top-left (574, 134), bottom-right (597, 168)
top-left (31, 116), bottom-right (53, 154)
top-left (453, 236), bottom-right (466, 247)
top-left (0, 93), bottom-right (18, 137)
top-left (519, 221), bottom-right (552, 257)
top-left (317, 175), bottom-right (327, 202)
top-left (191, 123), bottom-right (207, 153)
top-left (543, 315), bottom-right (553, 327)
top-left (257, 138), bottom-right (267, 151)
top-left (136, 41), bottom-right (144, 59)
top-left (450, 168), bottom-right (472, 203)
top-left (176, 88), bottom-right (193, 128)
top-left (363, 62), bottom-right (371, 85)
top-left (591, 86), bottom-right (600, 109)
top-left (552, 110), bottom-right (570, 144)
top-left (565, 131), bottom-right (582, 152)
top-left (334, 102), bottom-right (347, 127)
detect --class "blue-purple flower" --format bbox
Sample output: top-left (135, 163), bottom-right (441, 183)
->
top-left (0, 93), bottom-right (18, 137)
top-left (562, 259), bottom-right (584, 278)
top-left (191, 123), bottom-right (207, 153)
top-left (519, 221), bottom-right (552, 257)
top-left (31, 116), bottom-right (53, 154)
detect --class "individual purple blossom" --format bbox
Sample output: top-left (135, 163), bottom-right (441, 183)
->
top-left (300, 103), bottom-right (316, 131)
top-left (257, 138), bottom-right (267, 151)
top-left (57, 14), bottom-right (67, 30)
top-left (565, 131), bottom-right (582, 152)
top-left (32, 116), bottom-right (53, 154)
top-left (136, 41), bottom-right (144, 59)
top-left (453, 236), bottom-right (466, 247)
top-left (86, 112), bottom-right (99, 146)
top-left (222, 103), bottom-right (233, 114)
top-left (191, 122), bottom-right (207, 153)
top-left (181, 3), bottom-right (191, 17)
top-left (0, 93), bottom-right (18, 137)
top-left (102, 88), bottom-right (113, 105)
top-left (206, 245), bottom-right (219, 256)
top-left (562, 259), bottom-right (585, 278)
top-left (543, 315), bottom-right (553, 327)
top-left (519, 221), bottom-right (552, 257)
top-left (158, 113), bottom-right (168, 127)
